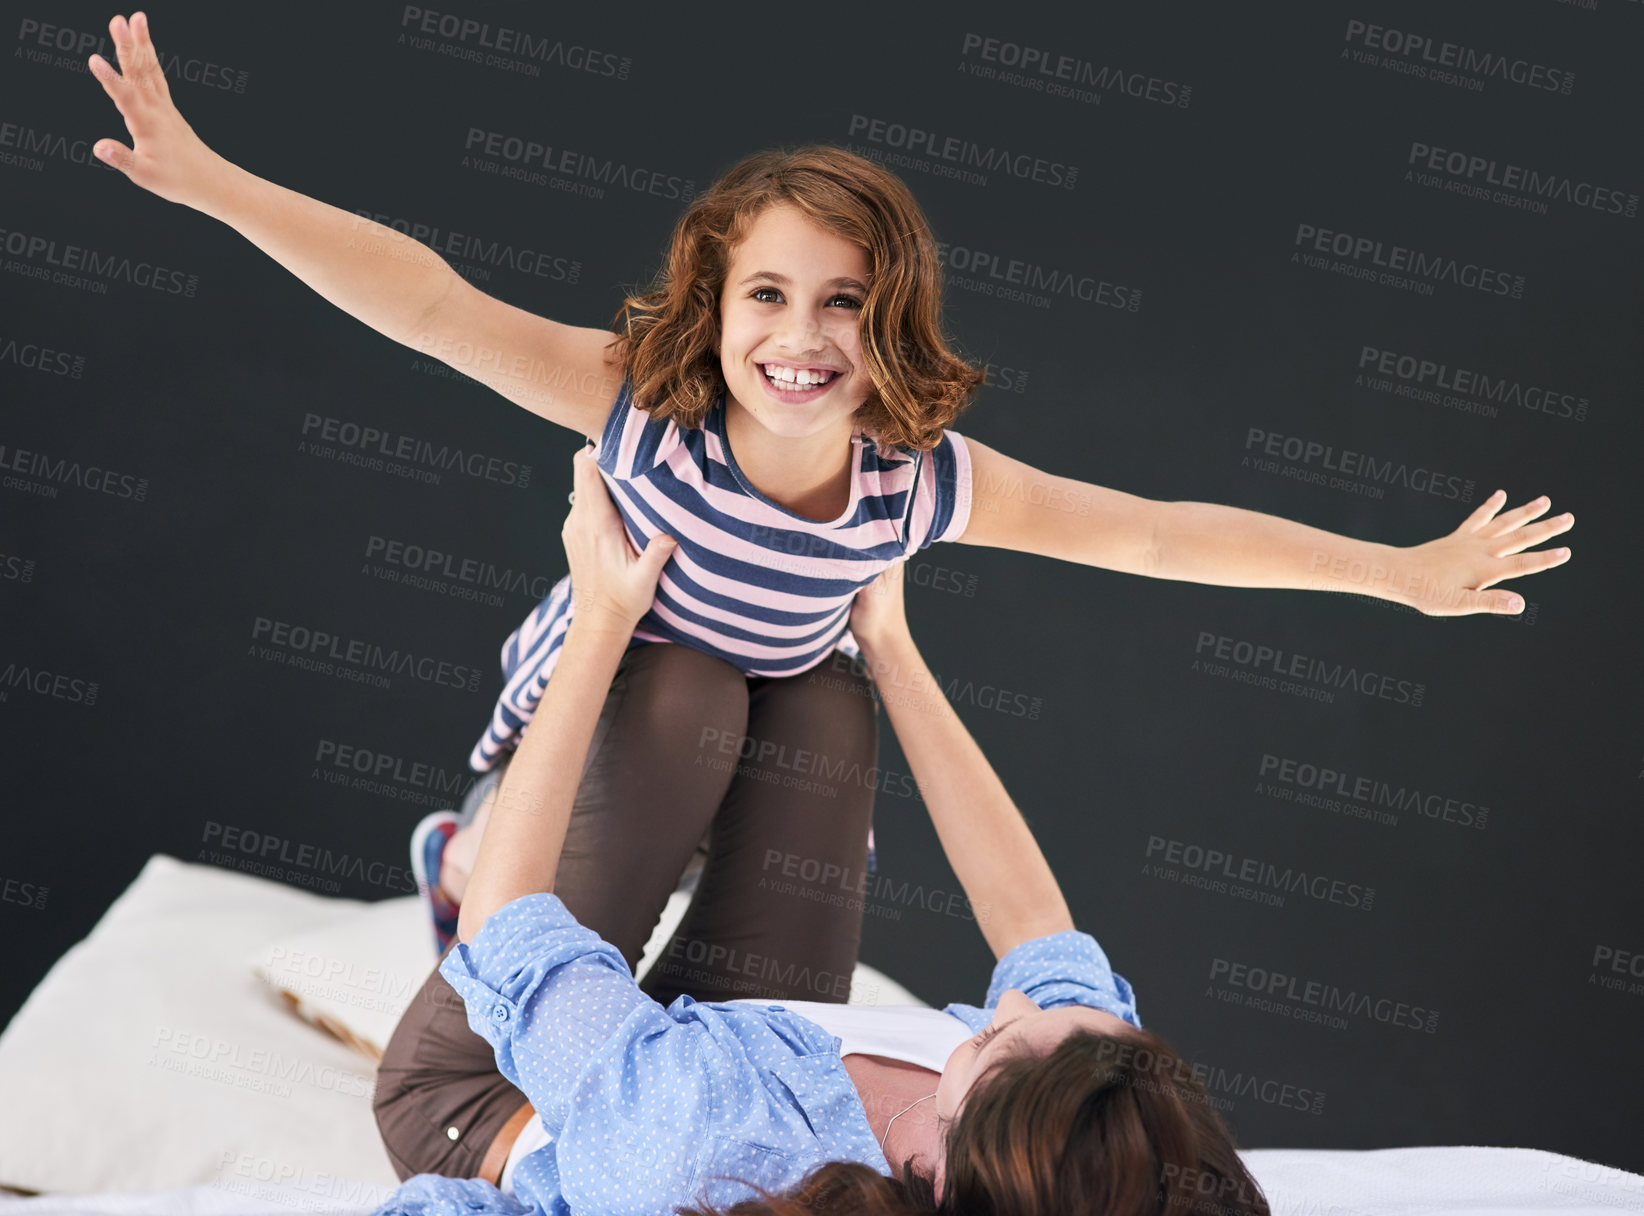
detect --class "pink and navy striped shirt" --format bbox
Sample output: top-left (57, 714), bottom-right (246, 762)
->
top-left (468, 376), bottom-right (974, 773)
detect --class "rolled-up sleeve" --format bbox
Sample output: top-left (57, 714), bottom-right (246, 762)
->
top-left (983, 930), bottom-right (1141, 1027)
top-left (404, 894), bottom-right (874, 1215)
top-left (439, 892), bottom-right (654, 1127)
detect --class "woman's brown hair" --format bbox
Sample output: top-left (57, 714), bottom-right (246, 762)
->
top-left (678, 1027), bottom-right (1272, 1216)
top-left (611, 144), bottom-right (985, 452)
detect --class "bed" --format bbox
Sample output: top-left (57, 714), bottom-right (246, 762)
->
top-left (1, 855), bottom-right (1638, 1215)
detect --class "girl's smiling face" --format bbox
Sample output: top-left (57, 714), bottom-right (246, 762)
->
top-left (717, 203), bottom-right (874, 441)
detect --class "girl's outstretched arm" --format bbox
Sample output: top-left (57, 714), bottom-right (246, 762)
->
top-left (954, 436), bottom-right (1574, 617)
top-left (87, 11), bottom-right (616, 439)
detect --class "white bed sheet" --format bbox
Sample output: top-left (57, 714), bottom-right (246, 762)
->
top-left (5, 859), bottom-right (1642, 1213)
top-left (3, 1146), bottom-right (1641, 1215)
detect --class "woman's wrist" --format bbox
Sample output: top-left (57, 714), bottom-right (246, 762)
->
top-left (856, 624), bottom-right (916, 662)
top-left (563, 610), bottom-right (638, 653)
top-left (855, 631), bottom-right (926, 706)
top-left (852, 634), bottom-right (891, 679)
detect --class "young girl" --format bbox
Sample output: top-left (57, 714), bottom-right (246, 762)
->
top-left (372, 447), bottom-right (1271, 1216)
top-left (89, 16), bottom-right (1575, 929)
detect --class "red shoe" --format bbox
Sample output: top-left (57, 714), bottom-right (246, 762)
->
top-left (410, 810), bottom-right (461, 956)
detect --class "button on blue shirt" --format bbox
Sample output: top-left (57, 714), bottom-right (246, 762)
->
top-left (370, 893), bottom-right (1139, 1216)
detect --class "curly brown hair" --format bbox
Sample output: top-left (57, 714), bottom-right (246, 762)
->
top-left (610, 144), bottom-right (985, 453)
top-left (678, 1027), bottom-right (1272, 1216)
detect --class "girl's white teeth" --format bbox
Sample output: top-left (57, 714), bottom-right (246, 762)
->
top-left (764, 365), bottom-right (833, 387)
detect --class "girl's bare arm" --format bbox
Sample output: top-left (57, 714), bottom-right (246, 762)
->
top-left (955, 435), bottom-right (1573, 618)
top-left (88, 10), bottom-right (614, 439)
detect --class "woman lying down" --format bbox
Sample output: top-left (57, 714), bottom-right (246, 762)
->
top-left (370, 449), bottom-right (1270, 1216)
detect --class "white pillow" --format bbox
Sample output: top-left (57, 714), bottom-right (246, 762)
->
top-left (0, 855), bottom-right (401, 1196)
top-left (250, 889), bottom-right (927, 1062)
top-left (247, 896), bottom-right (434, 1063)
top-left (0, 852), bottom-right (924, 1196)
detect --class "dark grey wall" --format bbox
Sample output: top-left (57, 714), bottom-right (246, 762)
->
top-left (4, 0), bottom-right (1640, 1177)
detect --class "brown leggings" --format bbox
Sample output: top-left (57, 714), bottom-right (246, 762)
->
top-left (372, 642), bottom-right (880, 1182)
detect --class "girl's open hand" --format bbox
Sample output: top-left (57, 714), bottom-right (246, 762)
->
top-left (562, 448), bottom-right (676, 632)
top-left (87, 12), bottom-right (225, 208)
top-left (1398, 490), bottom-right (1573, 616)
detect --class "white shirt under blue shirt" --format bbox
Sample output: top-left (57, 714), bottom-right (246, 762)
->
top-left (369, 893), bottom-right (1141, 1216)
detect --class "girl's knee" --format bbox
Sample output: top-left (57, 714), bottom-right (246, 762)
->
top-left (625, 643), bottom-right (749, 733)
top-left (629, 642), bottom-right (744, 689)
top-left (808, 651), bottom-right (881, 729)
